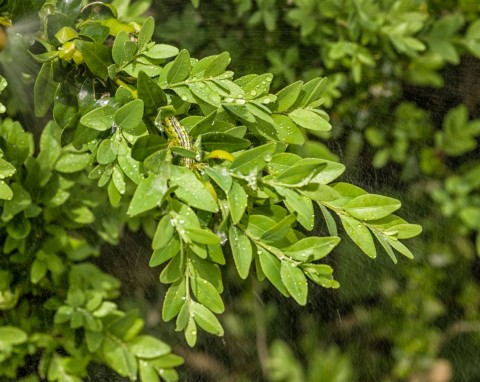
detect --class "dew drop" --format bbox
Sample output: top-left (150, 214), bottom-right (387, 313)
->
top-left (236, 98), bottom-right (246, 105)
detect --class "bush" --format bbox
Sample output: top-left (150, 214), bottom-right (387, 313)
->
top-left (4, 0), bottom-right (480, 381)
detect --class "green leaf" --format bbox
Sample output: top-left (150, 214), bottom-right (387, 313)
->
top-left (339, 215), bottom-right (376, 258)
top-left (230, 142), bottom-right (276, 174)
top-left (128, 335), bottom-right (171, 359)
top-left (280, 262), bottom-right (308, 305)
top-left (297, 77), bottom-right (327, 107)
top-left (167, 49), bottom-right (191, 84)
top-left (80, 105), bottom-right (116, 131)
top-left (170, 166), bottom-right (218, 212)
top-left (138, 71), bottom-right (167, 115)
top-left (242, 73), bottom-right (273, 98)
top-left (223, 104), bottom-right (256, 123)
top-left (115, 99), bottom-right (146, 135)
top-left (274, 159), bottom-right (327, 187)
top-left (184, 317), bottom-right (197, 347)
top-left (149, 236), bottom-right (180, 267)
top-left (261, 214), bottom-right (297, 242)
top-left (276, 187), bottom-right (314, 230)
top-left (139, 362), bottom-right (160, 382)
top-left (205, 52), bottom-right (231, 77)
top-left (184, 227), bottom-right (220, 245)
top-left (275, 81), bottom-right (303, 112)
top-left (76, 40), bottom-right (113, 81)
top-left (138, 16), bottom-right (155, 49)
top-left (229, 225), bottom-right (253, 279)
top-left (143, 44), bottom-right (179, 60)
top-left (189, 83), bottom-right (221, 106)
top-left (228, 181), bottom-right (248, 224)
top-left (302, 264), bottom-right (339, 288)
top-left (191, 302), bottom-right (224, 336)
top-left (257, 247), bottom-right (289, 296)
top-left (283, 236), bottom-right (340, 262)
top-left (319, 203), bottom-right (338, 236)
top-left (387, 238), bottom-right (414, 259)
top-left (112, 31), bottom-right (129, 65)
top-left (271, 114), bottom-right (305, 145)
top-left (1, 183), bottom-right (31, 221)
top-left (34, 61), bottom-right (58, 117)
top-left (0, 157), bottom-right (16, 178)
top-left (160, 253), bottom-right (185, 284)
top-left (162, 279), bottom-right (186, 321)
top-left (55, 152), bottom-right (91, 173)
top-left (131, 135), bottom-right (168, 161)
top-left (153, 215), bottom-right (174, 250)
top-left (373, 231), bottom-right (397, 263)
top-left (0, 181), bottom-right (13, 200)
top-left (288, 109), bottom-right (331, 132)
top-left (0, 326), bottom-right (28, 345)
top-left (96, 139), bottom-right (117, 165)
top-left (191, 276), bottom-right (224, 314)
top-left (102, 336), bottom-right (138, 379)
top-left (200, 132), bottom-right (251, 152)
top-left (31, 258), bottom-right (47, 284)
top-left (128, 172), bottom-right (168, 216)
top-left (343, 194), bottom-right (401, 221)
top-left (204, 166), bottom-right (232, 193)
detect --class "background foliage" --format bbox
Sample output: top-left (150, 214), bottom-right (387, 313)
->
top-left (1, 0), bottom-right (479, 381)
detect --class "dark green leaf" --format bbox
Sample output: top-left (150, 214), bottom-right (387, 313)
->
top-left (76, 40), bottom-right (112, 81)
top-left (34, 61), bottom-right (58, 117)
top-left (138, 71), bottom-right (167, 115)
